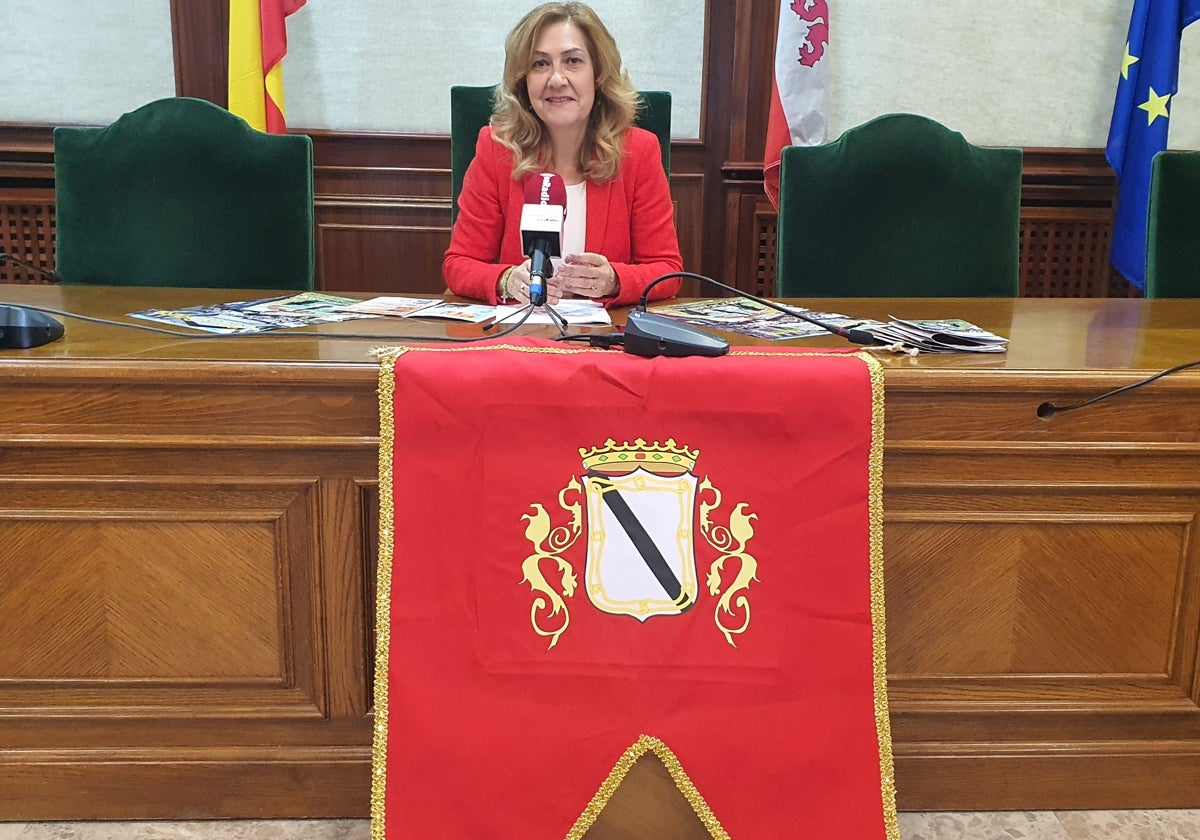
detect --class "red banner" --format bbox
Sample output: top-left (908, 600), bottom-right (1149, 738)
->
top-left (372, 338), bottom-right (895, 839)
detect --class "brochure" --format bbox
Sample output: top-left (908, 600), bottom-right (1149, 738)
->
top-left (407, 301), bottom-right (497, 323)
top-left (648, 298), bottom-right (1008, 353)
top-left (859, 317), bottom-right (1009, 353)
top-left (337, 296), bottom-right (443, 318)
top-left (493, 299), bottom-right (613, 327)
top-left (649, 298), bottom-right (866, 341)
top-left (129, 292), bottom-right (372, 334)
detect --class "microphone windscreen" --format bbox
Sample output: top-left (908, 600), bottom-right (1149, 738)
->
top-left (523, 172), bottom-right (568, 213)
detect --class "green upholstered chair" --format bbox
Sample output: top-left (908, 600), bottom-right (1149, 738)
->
top-left (53, 96), bottom-right (315, 290)
top-left (450, 85), bottom-right (671, 225)
top-left (1146, 150), bottom-right (1200, 298)
top-left (775, 113), bottom-right (1023, 297)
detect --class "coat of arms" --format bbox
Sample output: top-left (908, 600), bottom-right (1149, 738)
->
top-left (520, 438), bottom-right (759, 649)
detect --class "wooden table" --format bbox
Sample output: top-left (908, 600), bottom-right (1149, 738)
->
top-left (2, 284), bottom-right (1199, 827)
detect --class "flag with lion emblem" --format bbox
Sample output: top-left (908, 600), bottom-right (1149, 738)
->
top-left (371, 337), bottom-right (896, 839)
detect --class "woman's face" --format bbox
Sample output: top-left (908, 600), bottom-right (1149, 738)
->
top-left (525, 21), bottom-right (596, 137)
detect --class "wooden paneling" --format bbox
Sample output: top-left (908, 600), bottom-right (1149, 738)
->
top-left (0, 341), bottom-right (379, 818)
top-left (880, 363), bottom-right (1200, 810)
top-left (0, 169), bottom-right (1137, 298)
top-left (752, 208), bottom-right (1138, 298)
top-left (169, 0), bottom-right (228, 103)
top-left (1021, 207), bottom-right (1138, 297)
top-left (311, 166), bottom-right (710, 297)
top-left (0, 189), bottom-right (55, 283)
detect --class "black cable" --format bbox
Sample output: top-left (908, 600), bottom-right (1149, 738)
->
top-left (0, 302), bottom-right (540, 343)
top-left (1036, 357), bottom-right (1200, 418)
top-left (636, 272), bottom-right (1200, 413)
top-left (637, 271), bottom-right (882, 346)
top-left (553, 331), bottom-right (624, 348)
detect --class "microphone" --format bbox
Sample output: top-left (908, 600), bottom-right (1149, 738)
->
top-left (0, 251), bottom-right (61, 284)
top-left (0, 304), bottom-right (65, 349)
top-left (520, 172), bottom-right (567, 306)
top-left (1036, 357), bottom-right (1200, 419)
top-left (617, 271), bottom-right (884, 358)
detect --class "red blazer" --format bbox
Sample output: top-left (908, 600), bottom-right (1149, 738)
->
top-left (443, 126), bottom-right (683, 307)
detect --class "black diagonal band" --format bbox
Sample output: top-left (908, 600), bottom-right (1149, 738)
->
top-left (588, 471), bottom-right (693, 611)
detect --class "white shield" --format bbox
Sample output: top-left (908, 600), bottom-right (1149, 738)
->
top-left (583, 468), bottom-right (698, 621)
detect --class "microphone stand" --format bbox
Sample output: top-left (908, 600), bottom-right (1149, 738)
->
top-left (0, 252), bottom-right (61, 284)
top-left (485, 261), bottom-right (571, 337)
top-left (539, 301), bottom-right (570, 336)
top-left (485, 297), bottom-right (571, 337)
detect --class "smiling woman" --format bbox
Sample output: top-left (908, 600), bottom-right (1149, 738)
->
top-left (442, 2), bottom-right (683, 309)
top-left (524, 23), bottom-right (597, 156)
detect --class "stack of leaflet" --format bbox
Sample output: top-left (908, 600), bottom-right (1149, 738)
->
top-left (648, 299), bottom-right (1008, 353)
top-left (857, 317), bottom-right (1008, 353)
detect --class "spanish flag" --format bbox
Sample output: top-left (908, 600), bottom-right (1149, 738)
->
top-left (228, 0), bottom-right (306, 134)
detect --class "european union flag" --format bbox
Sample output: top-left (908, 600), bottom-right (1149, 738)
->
top-left (1106, 0), bottom-right (1200, 290)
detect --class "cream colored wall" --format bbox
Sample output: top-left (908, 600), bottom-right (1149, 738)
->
top-left (4, 0), bottom-right (1198, 150)
top-left (831, 0), bottom-right (1200, 149)
top-left (282, 0), bottom-right (706, 137)
top-left (4, 0), bottom-right (175, 126)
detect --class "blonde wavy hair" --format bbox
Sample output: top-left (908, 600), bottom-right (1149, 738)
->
top-left (491, 2), bottom-right (640, 183)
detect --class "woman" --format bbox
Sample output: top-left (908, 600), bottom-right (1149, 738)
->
top-left (443, 2), bottom-right (683, 308)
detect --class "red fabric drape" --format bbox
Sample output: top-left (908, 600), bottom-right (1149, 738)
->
top-left (372, 338), bottom-right (895, 839)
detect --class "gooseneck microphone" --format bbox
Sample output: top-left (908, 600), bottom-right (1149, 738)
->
top-left (1036, 357), bottom-right (1200, 419)
top-left (0, 251), bottom-right (62, 284)
top-left (520, 172), bottom-right (567, 307)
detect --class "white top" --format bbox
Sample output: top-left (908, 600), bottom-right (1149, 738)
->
top-left (558, 182), bottom-right (587, 270)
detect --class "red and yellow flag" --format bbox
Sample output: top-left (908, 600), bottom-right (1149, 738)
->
top-left (228, 0), bottom-right (305, 134)
top-left (372, 338), bottom-right (897, 839)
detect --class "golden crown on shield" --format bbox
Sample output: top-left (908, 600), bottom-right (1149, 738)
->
top-left (579, 437), bottom-right (699, 474)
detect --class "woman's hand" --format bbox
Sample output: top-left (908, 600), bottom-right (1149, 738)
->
top-left (553, 252), bottom-right (618, 299)
top-left (503, 260), bottom-right (568, 306)
top-left (501, 260), bottom-right (559, 305)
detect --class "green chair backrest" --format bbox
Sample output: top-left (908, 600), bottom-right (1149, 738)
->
top-left (775, 113), bottom-right (1022, 297)
top-left (1146, 150), bottom-right (1200, 298)
top-left (449, 85), bottom-right (671, 225)
top-left (53, 96), bottom-right (315, 290)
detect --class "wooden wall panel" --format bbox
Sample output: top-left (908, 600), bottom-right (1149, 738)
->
top-left (169, 0), bottom-right (228, 103)
top-left (0, 359), bottom-right (379, 818)
top-left (887, 514), bottom-right (1189, 676)
top-left (0, 189), bottom-right (55, 282)
top-left (877, 367), bottom-right (1200, 810)
top-left (316, 223), bottom-right (449, 295)
top-left (311, 169), bottom-right (710, 297)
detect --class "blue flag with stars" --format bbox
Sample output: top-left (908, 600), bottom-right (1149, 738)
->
top-left (1106, 0), bottom-right (1200, 290)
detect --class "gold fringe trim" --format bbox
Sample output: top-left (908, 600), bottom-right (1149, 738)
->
top-left (857, 349), bottom-right (900, 840)
top-left (369, 345), bottom-right (408, 840)
top-left (369, 341), bottom-right (592, 357)
top-left (565, 735), bottom-right (730, 840)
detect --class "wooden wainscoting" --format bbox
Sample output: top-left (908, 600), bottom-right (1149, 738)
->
top-left (0, 189), bottom-right (55, 284)
top-left (748, 206), bottom-right (1139, 298)
top-left (0, 129), bottom-right (1137, 298)
top-left (3, 183), bottom-right (1137, 298)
